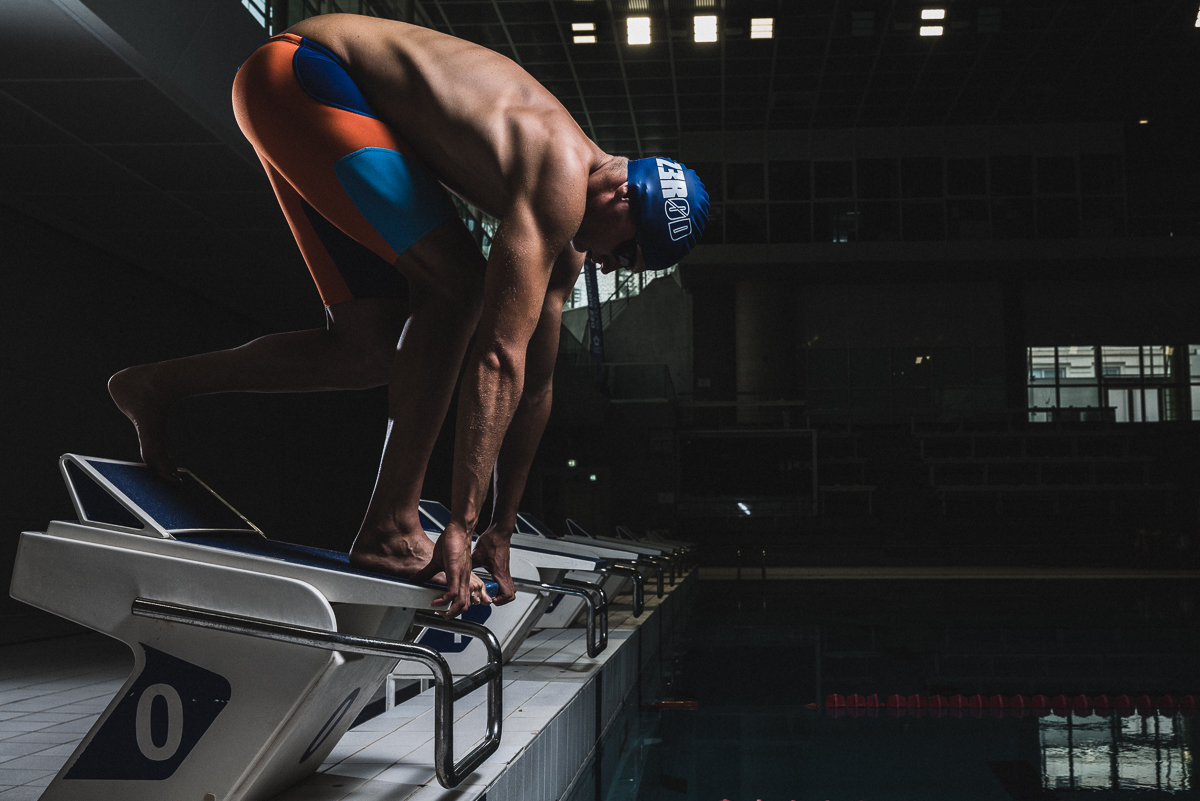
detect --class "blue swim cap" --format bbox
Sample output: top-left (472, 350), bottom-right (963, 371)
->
top-left (627, 157), bottom-right (709, 270)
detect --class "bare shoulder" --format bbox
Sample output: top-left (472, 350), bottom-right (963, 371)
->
top-left (509, 125), bottom-right (596, 244)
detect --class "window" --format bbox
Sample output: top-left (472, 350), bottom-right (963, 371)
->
top-left (1027, 345), bottom-right (1191, 422)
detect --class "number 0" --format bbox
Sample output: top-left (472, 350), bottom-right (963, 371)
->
top-left (136, 683), bottom-right (184, 761)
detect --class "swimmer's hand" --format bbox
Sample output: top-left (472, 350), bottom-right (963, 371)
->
top-left (428, 527), bottom-right (476, 618)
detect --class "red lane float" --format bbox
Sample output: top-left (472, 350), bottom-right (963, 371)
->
top-left (822, 693), bottom-right (1199, 718)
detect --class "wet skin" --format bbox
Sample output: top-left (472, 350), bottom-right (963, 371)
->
top-left (110, 13), bottom-right (646, 617)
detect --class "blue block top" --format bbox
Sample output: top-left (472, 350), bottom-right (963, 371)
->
top-left (174, 534), bottom-right (501, 597)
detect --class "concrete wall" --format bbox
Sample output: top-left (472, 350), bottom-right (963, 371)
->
top-left (599, 275), bottom-right (694, 397)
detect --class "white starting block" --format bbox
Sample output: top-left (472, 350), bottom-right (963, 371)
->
top-left (8, 455), bottom-right (504, 799)
top-left (614, 524), bottom-right (697, 567)
top-left (563, 518), bottom-right (678, 591)
top-left (510, 512), bottom-right (650, 623)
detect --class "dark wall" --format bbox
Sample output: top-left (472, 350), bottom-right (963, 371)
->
top-left (690, 284), bottom-right (736, 400)
top-left (1, 204), bottom-right (397, 637)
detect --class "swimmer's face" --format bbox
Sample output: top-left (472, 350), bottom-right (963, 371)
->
top-left (576, 182), bottom-right (645, 274)
top-left (596, 237), bottom-right (645, 275)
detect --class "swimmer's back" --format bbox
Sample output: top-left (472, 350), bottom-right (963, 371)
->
top-left (286, 14), bottom-right (598, 220)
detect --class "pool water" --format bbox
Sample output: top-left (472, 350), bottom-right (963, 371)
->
top-left (605, 578), bottom-right (1200, 800)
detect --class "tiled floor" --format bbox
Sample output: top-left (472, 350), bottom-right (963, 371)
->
top-left (0, 576), bottom-right (689, 801)
top-left (283, 596), bottom-right (664, 801)
top-left (0, 635), bottom-right (131, 800)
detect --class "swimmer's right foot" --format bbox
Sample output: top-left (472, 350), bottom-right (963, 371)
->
top-left (107, 366), bottom-right (179, 481)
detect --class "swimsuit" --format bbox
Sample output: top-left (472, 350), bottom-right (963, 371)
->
top-left (232, 33), bottom-right (458, 306)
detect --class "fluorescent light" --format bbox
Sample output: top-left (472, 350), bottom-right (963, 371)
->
top-left (574, 35), bottom-right (596, 43)
top-left (921, 8), bottom-right (946, 19)
top-left (1139, 118), bottom-right (1149, 124)
top-left (919, 25), bottom-right (944, 36)
top-left (750, 17), bottom-right (774, 38)
top-left (1195, 6), bottom-right (1200, 26)
top-left (572, 22), bottom-right (594, 31)
top-left (627, 16), bottom-right (651, 44)
top-left (694, 15), bottom-right (718, 42)
top-left (738, 502), bottom-right (751, 515)
top-left (695, 0), bottom-right (714, 6)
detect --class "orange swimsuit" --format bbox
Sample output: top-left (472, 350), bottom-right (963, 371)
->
top-left (232, 33), bottom-right (457, 306)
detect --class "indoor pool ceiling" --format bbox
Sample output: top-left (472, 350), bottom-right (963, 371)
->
top-left (415, 0), bottom-right (1200, 157)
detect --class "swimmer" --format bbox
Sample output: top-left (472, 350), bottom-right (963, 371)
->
top-left (108, 13), bottom-right (708, 618)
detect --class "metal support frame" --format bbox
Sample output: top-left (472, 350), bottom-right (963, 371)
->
top-left (131, 599), bottom-right (502, 789)
top-left (601, 563), bottom-right (644, 617)
top-left (509, 576), bottom-right (607, 658)
top-left (559, 576), bottom-right (609, 645)
top-left (643, 557), bottom-right (666, 597)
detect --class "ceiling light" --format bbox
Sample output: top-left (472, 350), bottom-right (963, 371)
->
top-left (1139, 119), bottom-right (1149, 124)
top-left (572, 22), bottom-right (594, 31)
top-left (921, 8), bottom-right (946, 20)
top-left (695, 0), bottom-right (714, 6)
top-left (694, 15), bottom-right (718, 42)
top-left (1196, 6), bottom-right (1200, 26)
top-left (750, 18), bottom-right (774, 39)
top-left (574, 35), bottom-right (596, 43)
top-left (627, 16), bottom-right (651, 44)
top-left (919, 25), bottom-right (944, 36)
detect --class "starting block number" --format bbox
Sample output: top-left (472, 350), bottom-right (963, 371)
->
top-left (66, 645), bottom-right (231, 781)
top-left (135, 684), bottom-right (184, 761)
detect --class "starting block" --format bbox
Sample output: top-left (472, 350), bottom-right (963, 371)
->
top-left (512, 512), bottom-right (649, 622)
top-left (563, 518), bottom-right (676, 592)
top-left (8, 455), bottom-right (504, 799)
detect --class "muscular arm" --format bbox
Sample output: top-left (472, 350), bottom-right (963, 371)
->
top-left (470, 246), bottom-right (582, 603)
top-left (493, 247), bottom-right (582, 526)
top-left (436, 195), bottom-right (578, 615)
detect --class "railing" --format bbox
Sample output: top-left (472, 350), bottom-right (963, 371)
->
top-left (509, 576), bottom-right (607, 658)
top-left (678, 400), bottom-right (808, 429)
top-left (910, 406), bottom-right (1121, 434)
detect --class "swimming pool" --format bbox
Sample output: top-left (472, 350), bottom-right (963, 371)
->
top-left (602, 577), bottom-right (1200, 800)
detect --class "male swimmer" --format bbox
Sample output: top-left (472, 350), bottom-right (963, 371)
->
top-left (108, 13), bottom-right (708, 617)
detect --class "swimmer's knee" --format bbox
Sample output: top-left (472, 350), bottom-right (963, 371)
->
top-left (359, 335), bottom-right (396, 383)
top-left (322, 320), bottom-right (395, 387)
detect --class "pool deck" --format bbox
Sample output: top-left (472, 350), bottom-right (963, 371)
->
top-left (0, 571), bottom-right (694, 801)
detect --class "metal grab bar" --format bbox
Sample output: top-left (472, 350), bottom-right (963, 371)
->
top-left (559, 577), bottom-right (609, 645)
top-left (508, 576), bottom-right (607, 657)
top-left (642, 557), bottom-right (666, 598)
top-left (130, 599), bottom-right (503, 789)
top-left (602, 563), bottom-right (644, 616)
